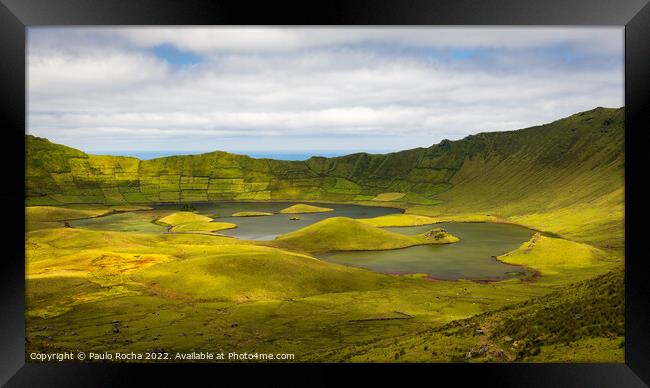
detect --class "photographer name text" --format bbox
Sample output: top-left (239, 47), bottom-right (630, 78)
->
top-left (29, 351), bottom-right (295, 362)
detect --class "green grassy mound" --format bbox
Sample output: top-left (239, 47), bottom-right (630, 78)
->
top-left (156, 211), bottom-right (212, 226)
top-left (27, 206), bottom-right (112, 222)
top-left (278, 204), bottom-right (334, 214)
top-left (275, 217), bottom-right (458, 253)
top-left (498, 233), bottom-right (605, 275)
top-left (170, 221), bottom-right (237, 234)
top-left (231, 211), bottom-right (274, 217)
top-left (402, 211), bottom-right (500, 224)
top-left (26, 226), bottom-right (389, 303)
top-left (359, 214), bottom-right (439, 227)
top-left (133, 244), bottom-right (389, 302)
top-left (26, 206), bottom-right (116, 231)
top-left (372, 192), bottom-right (406, 202)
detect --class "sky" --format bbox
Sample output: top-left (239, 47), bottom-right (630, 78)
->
top-left (27, 27), bottom-right (623, 159)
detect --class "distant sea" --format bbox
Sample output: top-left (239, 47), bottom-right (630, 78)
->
top-left (95, 150), bottom-right (377, 161)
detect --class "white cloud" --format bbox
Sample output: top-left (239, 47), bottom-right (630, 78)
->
top-left (28, 50), bottom-right (170, 106)
top-left (27, 27), bottom-right (623, 153)
top-left (112, 27), bottom-right (622, 55)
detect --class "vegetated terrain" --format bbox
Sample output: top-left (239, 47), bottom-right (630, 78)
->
top-left (24, 107), bottom-right (625, 362)
top-left (358, 214), bottom-right (441, 227)
top-left (330, 267), bottom-right (624, 362)
top-left (274, 217), bottom-right (459, 253)
top-left (278, 204), bottom-right (334, 214)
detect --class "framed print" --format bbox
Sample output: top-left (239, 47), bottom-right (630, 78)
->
top-left (1, 0), bottom-right (649, 386)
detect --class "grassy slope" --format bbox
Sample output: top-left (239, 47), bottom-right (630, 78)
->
top-left (134, 245), bottom-right (390, 302)
top-left (25, 216), bottom-right (619, 361)
top-left (274, 217), bottom-right (459, 253)
top-left (278, 204), bottom-right (334, 214)
top-left (26, 204), bottom-right (156, 231)
top-left (169, 222), bottom-right (237, 234)
top-left (498, 233), bottom-right (607, 276)
top-left (25, 107), bottom-right (624, 248)
top-left (26, 206), bottom-right (113, 231)
top-left (22, 223), bottom-right (573, 358)
top-left (26, 227), bottom-right (388, 302)
top-left (24, 107), bottom-right (625, 362)
top-left (26, 206), bottom-right (113, 221)
top-left (156, 212), bottom-right (212, 226)
top-left (407, 107), bottom-right (624, 247)
top-left (372, 192), bottom-right (407, 201)
top-left (336, 268), bottom-right (624, 362)
top-left (359, 214), bottom-right (439, 227)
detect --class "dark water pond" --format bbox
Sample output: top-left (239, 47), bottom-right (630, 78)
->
top-left (68, 202), bottom-right (399, 239)
top-left (320, 223), bottom-right (534, 281)
top-left (68, 202), bottom-right (533, 280)
top-left (191, 202), bottom-right (399, 240)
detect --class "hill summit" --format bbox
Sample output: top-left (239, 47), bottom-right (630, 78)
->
top-left (275, 217), bottom-right (459, 253)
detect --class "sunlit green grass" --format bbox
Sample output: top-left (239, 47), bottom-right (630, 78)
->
top-left (278, 204), bottom-right (334, 214)
top-left (24, 107), bottom-right (625, 362)
top-left (25, 217), bottom-right (621, 361)
top-left (156, 211), bottom-right (213, 226)
top-left (359, 214), bottom-right (441, 227)
top-left (498, 233), bottom-right (606, 275)
top-left (274, 217), bottom-right (459, 253)
top-left (170, 221), bottom-right (237, 234)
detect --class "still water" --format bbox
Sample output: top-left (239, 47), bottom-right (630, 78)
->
top-left (68, 202), bottom-right (533, 280)
top-left (320, 223), bottom-right (534, 281)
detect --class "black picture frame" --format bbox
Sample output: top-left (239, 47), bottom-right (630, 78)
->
top-left (1, 0), bottom-right (648, 386)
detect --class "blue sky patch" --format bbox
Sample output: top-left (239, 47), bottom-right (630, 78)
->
top-left (152, 43), bottom-right (202, 67)
top-left (449, 49), bottom-right (480, 61)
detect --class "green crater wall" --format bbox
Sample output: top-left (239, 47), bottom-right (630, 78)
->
top-left (26, 107), bottom-right (624, 246)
